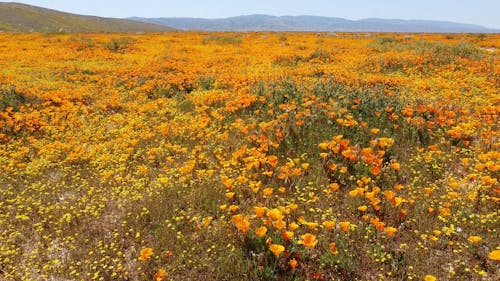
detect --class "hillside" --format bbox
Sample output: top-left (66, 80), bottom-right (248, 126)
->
top-left (0, 2), bottom-right (173, 32)
top-left (130, 14), bottom-right (499, 33)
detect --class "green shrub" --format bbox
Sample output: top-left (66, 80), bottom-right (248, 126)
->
top-left (104, 37), bottom-right (136, 53)
top-left (0, 86), bottom-right (31, 111)
top-left (201, 35), bottom-right (242, 45)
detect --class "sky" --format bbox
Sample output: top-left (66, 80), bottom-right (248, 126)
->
top-left (2, 0), bottom-right (499, 29)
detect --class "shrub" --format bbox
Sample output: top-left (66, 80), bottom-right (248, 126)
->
top-left (104, 37), bottom-right (136, 52)
top-left (202, 34), bottom-right (242, 45)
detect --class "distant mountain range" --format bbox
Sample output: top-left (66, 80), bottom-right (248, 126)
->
top-left (130, 15), bottom-right (499, 33)
top-left (0, 2), bottom-right (172, 32)
top-left (0, 2), bottom-right (497, 33)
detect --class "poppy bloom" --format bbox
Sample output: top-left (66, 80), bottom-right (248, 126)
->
top-left (282, 230), bottom-right (294, 241)
top-left (231, 214), bottom-right (250, 233)
top-left (339, 221), bottom-right (351, 232)
top-left (154, 269), bottom-right (166, 281)
top-left (322, 220), bottom-right (335, 230)
top-left (384, 227), bottom-right (398, 237)
top-left (262, 187), bottom-right (273, 197)
top-left (138, 247), bottom-right (153, 261)
top-left (358, 205), bottom-right (368, 212)
top-left (329, 182), bottom-right (340, 191)
top-left (468, 236), bottom-right (482, 244)
top-left (255, 226), bottom-right (268, 237)
top-left (269, 244), bottom-right (285, 257)
top-left (267, 208), bottom-right (283, 221)
top-left (273, 220), bottom-right (286, 230)
top-left (424, 275), bottom-right (437, 281)
top-left (221, 176), bottom-right (235, 189)
top-left (488, 249), bottom-right (500, 261)
top-left (299, 233), bottom-right (318, 248)
top-left (225, 192), bottom-right (235, 199)
top-left (253, 206), bottom-right (267, 217)
top-left (329, 242), bottom-right (338, 254)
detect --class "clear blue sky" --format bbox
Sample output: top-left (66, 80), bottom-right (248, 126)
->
top-left (3, 0), bottom-right (499, 28)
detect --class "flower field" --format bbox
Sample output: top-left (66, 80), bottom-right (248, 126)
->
top-left (0, 32), bottom-right (498, 280)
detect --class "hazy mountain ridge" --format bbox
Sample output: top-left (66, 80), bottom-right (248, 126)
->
top-left (0, 2), bottom-right (497, 33)
top-left (130, 15), bottom-right (499, 33)
top-left (0, 2), bottom-right (172, 32)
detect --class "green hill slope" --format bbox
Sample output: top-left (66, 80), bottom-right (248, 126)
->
top-left (0, 2), bottom-right (173, 32)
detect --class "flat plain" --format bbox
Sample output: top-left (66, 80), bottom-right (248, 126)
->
top-left (0, 32), bottom-right (498, 280)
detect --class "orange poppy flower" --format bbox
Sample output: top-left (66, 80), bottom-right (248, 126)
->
top-left (339, 221), bottom-right (351, 232)
top-left (255, 226), bottom-right (268, 238)
top-left (154, 269), bottom-right (166, 281)
top-left (488, 249), bottom-right (500, 261)
top-left (299, 233), bottom-right (318, 248)
top-left (468, 236), bottom-right (482, 244)
top-left (384, 227), bottom-right (397, 237)
top-left (253, 206), bottom-right (267, 218)
top-left (138, 247), bottom-right (153, 261)
top-left (269, 244), bottom-right (285, 257)
top-left (267, 208), bottom-right (283, 221)
top-left (282, 230), bottom-right (294, 241)
top-left (231, 214), bottom-right (250, 233)
top-left (424, 275), bottom-right (437, 281)
top-left (322, 220), bottom-right (335, 230)
top-left (329, 242), bottom-right (338, 254)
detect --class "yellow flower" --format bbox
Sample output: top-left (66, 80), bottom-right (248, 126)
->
top-left (299, 233), bottom-right (318, 248)
top-left (424, 275), bottom-right (437, 281)
top-left (225, 192), bottom-right (235, 199)
top-left (318, 142), bottom-right (329, 150)
top-left (287, 203), bottom-right (298, 211)
top-left (306, 222), bottom-right (318, 230)
top-left (289, 258), bottom-right (298, 269)
top-left (468, 236), bottom-right (482, 244)
top-left (289, 222), bottom-right (299, 230)
top-left (262, 187), bottom-right (273, 197)
top-left (255, 226), bottom-right (268, 238)
top-left (488, 249), bottom-right (500, 261)
top-left (221, 176), bottom-right (235, 189)
top-left (267, 208), bottom-right (283, 221)
top-left (269, 244), bottom-right (285, 257)
top-left (138, 247), bottom-right (153, 261)
top-left (322, 220), bottom-right (335, 230)
top-left (357, 205), bottom-right (368, 212)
